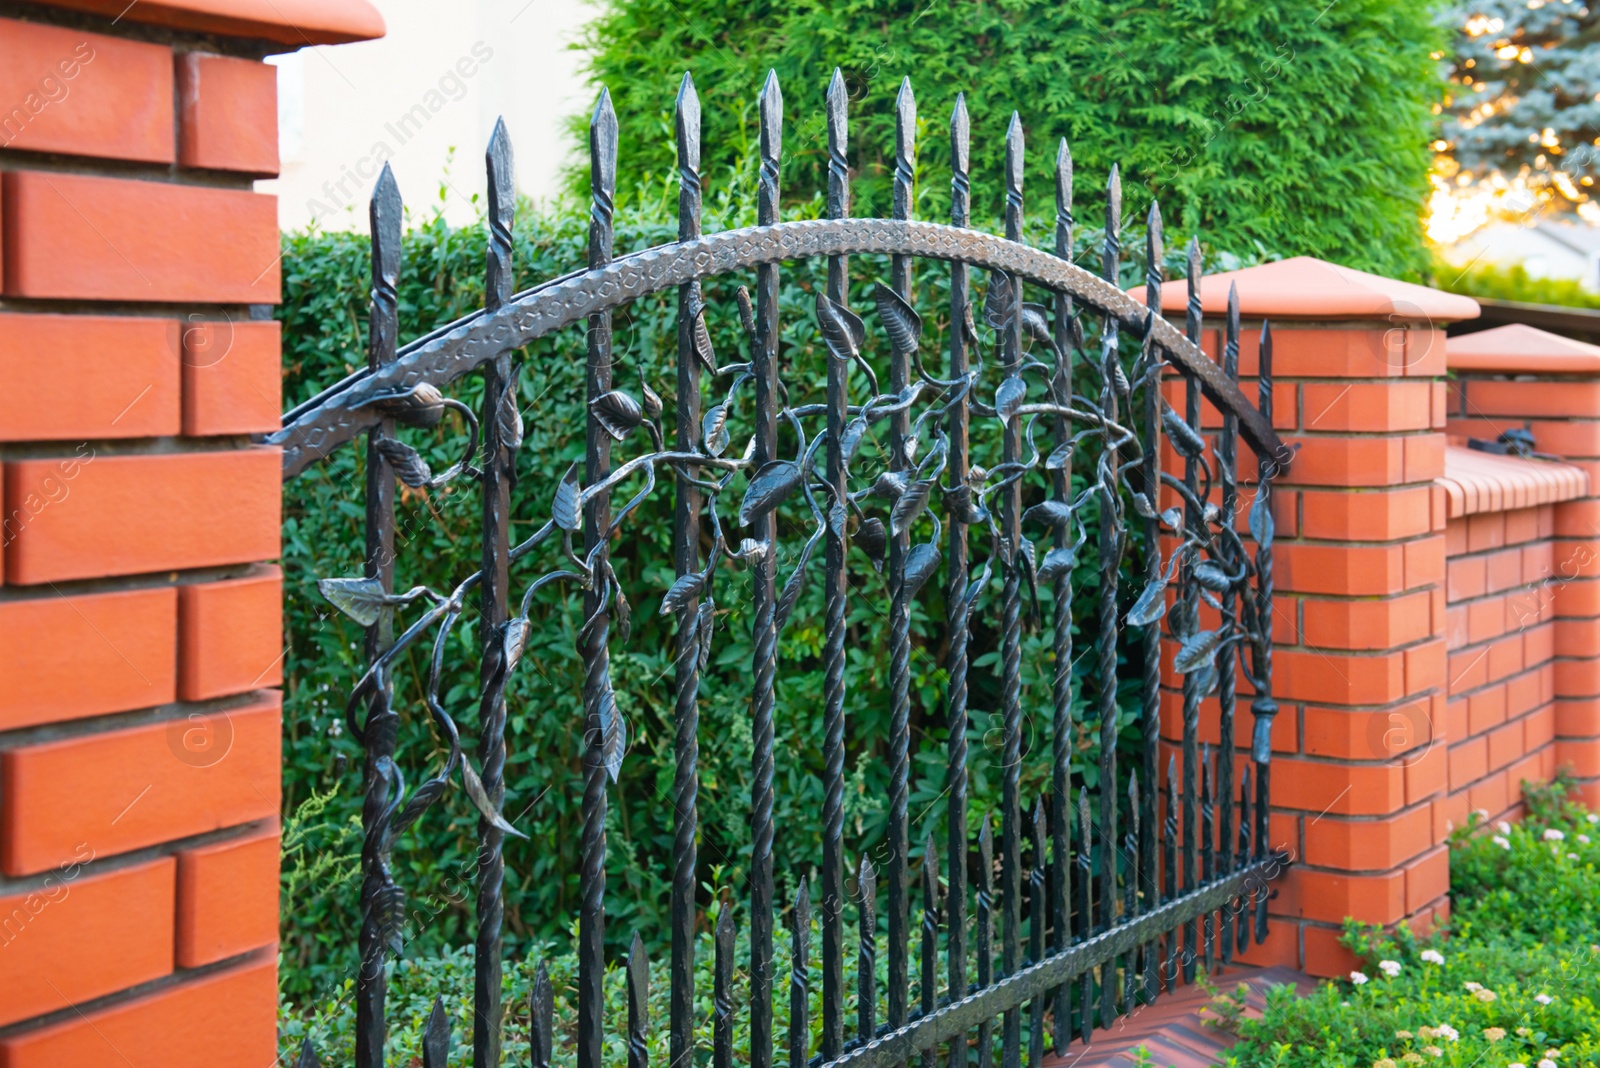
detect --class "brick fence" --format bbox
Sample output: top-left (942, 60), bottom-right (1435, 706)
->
top-left (0, 2), bottom-right (1597, 1061)
top-left (0, 2), bottom-right (379, 1066)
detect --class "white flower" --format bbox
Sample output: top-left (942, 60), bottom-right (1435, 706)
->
top-left (1350, 971), bottom-right (1369, 985)
top-left (1474, 808), bottom-right (1489, 820)
top-left (1580, 834), bottom-right (1591, 844)
top-left (1588, 812), bottom-right (1598, 824)
top-left (1539, 1061), bottom-right (1557, 1068)
top-left (1435, 1023), bottom-right (1459, 1042)
top-left (1464, 982), bottom-right (1482, 992)
top-left (1379, 959), bottom-right (1403, 977)
top-left (1420, 949), bottom-right (1445, 964)
top-left (1510, 1063), bottom-right (1528, 1068)
top-left (1493, 836), bottom-right (1511, 849)
top-left (1545, 828), bottom-right (1566, 842)
top-left (1569, 852), bottom-right (1580, 860)
top-left (1498, 820), bottom-right (1513, 835)
top-left (1535, 993), bottom-right (1554, 1004)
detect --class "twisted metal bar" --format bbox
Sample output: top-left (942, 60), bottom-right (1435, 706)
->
top-left (998, 112), bottom-right (1025, 1068)
top-left (1178, 239), bottom-right (1204, 986)
top-left (943, 96), bottom-right (973, 1068)
top-left (821, 66), bottom-right (851, 1067)
top-left (1137, 201), bottom-right (1164, 1004)
top-left (1253, 322), bottom-right (1278, 943)
top-left (886, 75), bottom-right (917, 1043)
top-left (473, 120), bottom-right (516, 1068)
top-left (750, 71), bottom-right (784, 1068)
top-left (355, 163), bottom-right (402, 1068)
top-left (1215, 285), bottom-right (1241, 965)
top-left (671, 73), bottom-right (704, 1068)
top-left (578, 88), bottom-right (618, 1068)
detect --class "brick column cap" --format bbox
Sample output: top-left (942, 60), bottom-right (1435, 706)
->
top-left (35, 0), bottom-right (384, 45)
top-left (1449, 323), bottom-right (1600, 375)
top-left (1439, 444), bottom-right (1589, 519)
top-left (1130, 255), bottom-right (1481, 323)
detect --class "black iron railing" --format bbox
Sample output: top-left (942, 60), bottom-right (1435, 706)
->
top-left (272, 68), bottom-right (1290, 1068)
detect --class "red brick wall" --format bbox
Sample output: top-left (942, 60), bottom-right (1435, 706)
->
top-left (0, 0), bottom-right (371, 1059)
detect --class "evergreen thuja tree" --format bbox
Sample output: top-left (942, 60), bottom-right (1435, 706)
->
top-left (574, 0), bottom-right (1443, 277)
top-left (1440, 0), bottom-right (1600, 220)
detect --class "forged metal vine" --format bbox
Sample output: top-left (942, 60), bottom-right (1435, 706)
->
top-left (275, 67), bottom-right (1291, 1068)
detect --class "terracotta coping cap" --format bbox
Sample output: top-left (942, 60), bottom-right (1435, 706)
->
top-left (1447, 322), bottom-right (1600, 375)
top-left (34, 0), bottom-right (384, 45)
top-left (1437, 444), bottom-right (1589, 519)
top-left (1128, 256), bottom-right (1481, 323)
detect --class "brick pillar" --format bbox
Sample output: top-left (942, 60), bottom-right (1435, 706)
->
top-left (0, 3), bottom-right (380, 1064)
top-left (1149, 258), bottom-right (1478, 978)
top-left (1447, 324), bottom-right (1600, 809)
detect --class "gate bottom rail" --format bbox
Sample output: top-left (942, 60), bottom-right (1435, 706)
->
top-left (821, 852), bottom-right (1291, 1068)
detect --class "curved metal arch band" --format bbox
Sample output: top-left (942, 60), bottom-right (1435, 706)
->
top-left (269, 218), bottom-right (1285, 479)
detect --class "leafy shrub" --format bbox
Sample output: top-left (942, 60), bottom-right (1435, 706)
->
top-left (277, 173), bottom-right (1259, 1004)
top-left (575, 0), bottom-right (1442, 277)
top-left (1219, 779), bottom-right (1600, 1067)
top-left (1434, 258), bottom-right (1600, 310)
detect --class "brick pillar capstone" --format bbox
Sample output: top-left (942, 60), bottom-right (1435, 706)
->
top-left (0, 2), bottom-right (381, 1064)
top-left (1145, 257), bottom-right (1478, 978)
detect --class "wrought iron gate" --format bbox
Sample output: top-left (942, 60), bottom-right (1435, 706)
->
top-left (272, 68), bottom-right (1290, 1068)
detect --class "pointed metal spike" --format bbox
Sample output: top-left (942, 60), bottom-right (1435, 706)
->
top-left (486, 117), bottom-right (515, 308)
top-left (1032, 796), bottom-right (1046, 834)
top-left (859, 853), bottom-right (877, 890)
top-left (1201, 743), bottom-right (1212, 798)
top-left (978, 812), bottom-right (993, 851)
top-left (1129, 768), bottom-right (1140, 809)
top-left (1228, 281), bottom-right (1241, 334)
top-left (796, 873), bottom-right (812, 919)
top-left (421, 996), bottom-right (450, 1068)
top-left (591, 86), bottom-right (618, 190)
top-left (677, 72), bottom-right (701, 170)
top-left (1146, 201), bottom-right (1163, 276)
top-left (295, 1037), bottom-right (322, 1068)
top-left (1185, 237), bottom-right (1204, 341)
top-left (826, 67), bottom-right (848, 219)
top-left (1056, 139), bottom-right (1072, 216)
top-left (1004, 112), bottom-right (1024, 205)
top-left (894, 77), bottom-right (916, 215)
top-left (1077, 786), bottom-right (1091, 839)
top-left (760, 69), bottom-right (783, 155)
top-left (1106, 163), bottom-right (1122, 235)
top-left (628, 931), bottom-right (650, 1068)
top-left (531, 960), bottom-right (554, 1068)
top-left (951, 94), bottom-right (970, 176)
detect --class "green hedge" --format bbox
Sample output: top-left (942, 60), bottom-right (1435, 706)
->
top-left (277, 179), bottom-right (1250, 1002)
top-left (575, 0), bottom-right (1442, 278)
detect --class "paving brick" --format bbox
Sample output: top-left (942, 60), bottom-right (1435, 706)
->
top-left (176, 52), bottom-right (277, 175)
top-left (0, 857), bottom-right (173, 1027)
top-left (176, 829), bottom-right (277, 967)
top-left (0, 586), bottom-right (175, 730)
top-left (3, 449), bottom-right (280, 584)
top-left (1, 170), bottom-right (278, 303)
top-left (0, 955), bottom-right (275, 1068)
top-left (0, 313), bottom-right (180, 440)
top-left (0, 694), bottom-right (280, 875)
top-left (0, 17), bottom-right (172, 162)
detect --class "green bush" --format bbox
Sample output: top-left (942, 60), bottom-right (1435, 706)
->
top-left (1434, 258), bottom-right (1600, 311)
top-left (575, 0), bottom-right (1442, 277)
top-left (1218, 779), bottom-right (1600, 1067)
top-left (276, 175), bottom-right (1256, 1005)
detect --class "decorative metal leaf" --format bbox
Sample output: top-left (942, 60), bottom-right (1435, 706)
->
top-left (1191, 661), bottom-right (1219, 699)
top-left (639, 375), bottom-right (663, 421)
top-left (372, 381), bottom-right (446, 428)
top-left (995, 375), bottom-right (1026, 425)
top-left (774, 535), bottom-right (818, 633)
top-left (903, 541), bottom-right (942, 600)
top-left (703, 404), bottom-right (730, 457)
top-left (736, 285), bottom-right (757, 343)
top-left (553, 462), bottom-right (581, 532)
top-left (592, 390), bottom-right (645, 441)
top-left (737, 537), bottom-right (768, 562)
top-left (422, 997), bottom-right (451, 1068)
top-left (1022, 500), bottom-right (1074, 528)
top-left (496, 382), bottom-right (524, 451)
top-left (817, 293), bottom-right (865, 363)
top-left (1131, 492), bottom-right (1156, 519)
top-left (1174, 628), bottom-right (1224, 674)
top-left (1127, 576), bottom-right (1168, 627)
top-left (502, 616), bottom-right (531, 676)
top-left (1160, 506), bottom-right (1183, 530)
top-left (1037, 545), bottom-right (1077, 586)
top-left (916, 436), bottom-right (948, 479)
top-left (374, 880), bottom-right (406, 957)
top-left (983, 271), bottom-right (1014, 331)
top-left (1249, 490), bottom-right (1275, 547)
top-left (690, 302), bottom-right (717, 373)
top-left (740, 460), bottom-right (802, 527)
top-left (856, 516), bottom-right (887, 572)
top-left (1193, 561), bottom-right (1231, 592)
top-left (376, 437), bottom-right (432, 489)
top-left (874, 282), bottom-right (923, 353)
top-left (697, 597), bottom-right (715, 671)
top-left (1045, 440), bottom-right (1073, 470)
top-left (1019, 304), bottom-right (1053, 347)
top-left (295, 1038), bottom-right (323, 1068)
top-left (867, 470), bottom-right (909, 502)
top-left (615, 586), bottom-right (633, 644)
top-left (891, 478), bottom-right (934, 537)
top-left (840, 417), bottom-right (870, 464)
top-left (1162, 408), bottom-right (1206, 459)
top-left (316, 576), bottom-right (428, 628)
top-left (661, 572), bottom-right (705, 615)
top-left (461, 756), bottom-right (526, 838)
top-left (597, 683), bottom-right (626, 783)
